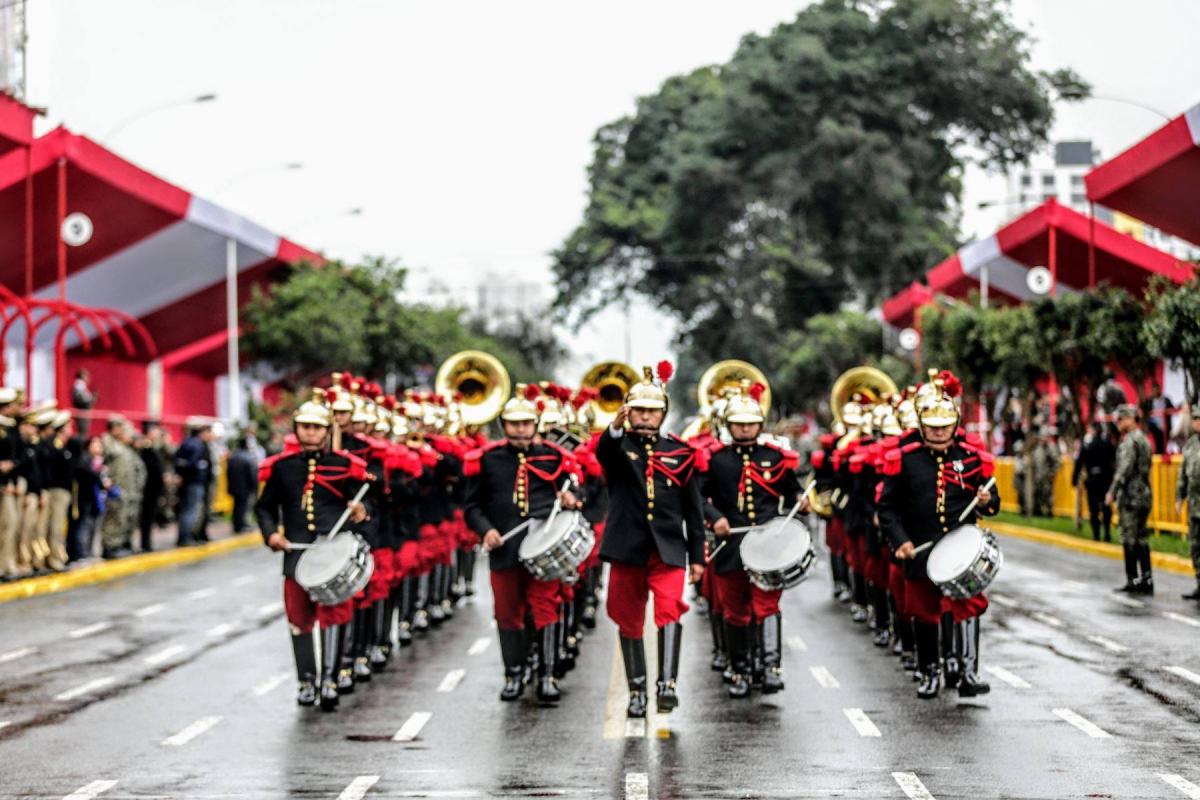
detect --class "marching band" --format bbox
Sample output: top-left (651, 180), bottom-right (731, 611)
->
top-left (258, 354), bottom-right (1001, 713)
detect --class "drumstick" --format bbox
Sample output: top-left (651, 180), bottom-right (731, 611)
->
top-left (957, 476), bottom-right (997, 523)
top-left (543, 475), bottom-right (579, 532)
top-left (499, 518), bottom-right (534, 544)
top-left (910, 541), bottom-right (934, 556)
top-left (709, 480), bottom-right (815, 559)
top-left (324, 483), bottom-right (372, 541)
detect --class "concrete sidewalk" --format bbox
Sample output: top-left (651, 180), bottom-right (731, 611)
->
top-left (988, 517), bottom-right (1194, 576)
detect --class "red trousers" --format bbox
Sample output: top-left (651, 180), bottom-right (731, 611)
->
top-left (606, 551), bottom-right (688, 639)
top-left (283, 577), bottom-right (354, 632)
top-left (889, 561), bottom-right (910, 619)
top-left (489, 566), bottom-right (561, 631)
top-left (358, 549), bottom-right (393, 607)
top-left (714, 569), bottom-right (781, 626)
top-left (905, 575), bottom-right (989, 624)
top-left (417, 523), bottom-right (441, 571)
top-left (825, 516), bottom-right (845, 556)
top-left (864, 545), bottom-right (889, 587)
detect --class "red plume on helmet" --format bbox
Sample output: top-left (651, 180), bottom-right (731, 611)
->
top-left (536, 399), bottom-right (546, 413)
top-left (938, 370), bottom-right (962, 398)
top-left (656, 360), bottom-right (674, 384)
top-left (748, 382), bottom-right (766, 403)
top-left (523, 384), bottom-right (541, 401)
top-left (338, 373), bottom-right (354, 390)
top-left (453, 391), bottom-right (464, 403)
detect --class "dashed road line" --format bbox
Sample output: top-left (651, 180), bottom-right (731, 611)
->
top-left (467, 637), bottom-right (491, 656)
top-left (134, 602), bottom-right (167, 618)
top-left (436, 669), bottom-right (465, 692)
top-left (1030, 611), bottom-right (1064, 628)
top-left (1086, 634), bottom-right (1129, 654)
top-left (144, 644), bottom-right (187, 666)
top-left (624, 718), bottom-right (646, 738)
top-left (1062, 579), bottom-right (1090, 592)
top-left (337, 776), bottom-right (381, 800)
top-left (809, 666), bottom-right (840, 688)
top-left (1052, 708), bottom-right (1111, 738)
top-left (230, 574), bottom-right (255, 587)
top-left (892, 772), bottom-right (936, 799)
top-left (989, 593), bottom-right (1019, 608)
top-left (1161, 774), bottom-right (1200, 799)
top-left (1164, 666), bottom-right (1200, 687)
top-left (0, 720), bottom-right (11, 732)
top-left (786, 635), bottom-right (807, 652)
top-left (62, 780), bottom-right (118, 800)
top-left (162, 715), bottom-right (222, 746)
top-left (984, 666), bottom-right (1031, 689)
top-left (252, 671), bottom-right (291, 696)
top-left (0, 645), bottom-right (35, 663)
top-left (624, 772), bottom-right (649, 800)
top-left (67, 621), bottom-right (112, 639)
top-left (843, 708), bottom-right (881, 737)
top-left (1111, 594), bottom-right (1146, 609)
top-left (55, 677), bottom-right (116, 702)
top-left (394, 711), bottom-right (433, 742)
top-left (187, 587), bottom-right (217, 600)
top-left (1164, 611), bottom-right (1200, 628)
top-left (256, 601), bottom-right (284, 617)
top-left (206, 622), bottom-right (235, 637)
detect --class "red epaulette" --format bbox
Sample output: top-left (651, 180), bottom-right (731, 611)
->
top-left (832, 450), bottom-right (845, 471)
top-left (578, 448), bottom-right (603, 478)
top-left (258, 452), bottom-right (286, 483)
top-left (759, 439), bottom-right (800, 470)
top-left (819, 433), bottom-right (836, 448)
top-left (419, 445), bottom-right (439, 468)
top-left (387, 444), bottom-right (422, 479)
top-left (848, 453), bottom-right (864, 474)
top-left (326, 450), bottom-right (370, 482)
top-left (282, 433), bottom-right (300, 455)
top-left (462, 439), bottom-right (506, 477)
top-left (962, 431), bottom-right (986, 449)
top-left (429, 435), bottom-right (457, 456)
top-left (810, 450), bottom-right (826, 469)
top-left (883, 448), bottom-right (903, 476)
top-left (901, 441), bottom-right (923, 454)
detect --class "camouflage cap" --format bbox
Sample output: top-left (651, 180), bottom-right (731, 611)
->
top-left (1116, 404), bottom-right (1138, 419)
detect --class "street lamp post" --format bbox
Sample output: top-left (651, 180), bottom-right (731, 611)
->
top-left (102, 93), bottom-right (217, 144)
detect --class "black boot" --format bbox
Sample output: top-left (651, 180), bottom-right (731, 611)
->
top-left (337, 623), bottom-right (357, 694)
top-left (957, 617), bottom-right (991, 697)
top-left (850, 571), bottom-right (869, 623)
top-left (462, 548), bottom-right (477, 596)
top-left (1136, 543), bottom-right (1154, 595)
top-left (319, 625), bottom-right (341, 711)
top-left (498, 628), bottom-right (527, 701)
top-left (537, 623), bottom-right (562, 704)
top-left (656, 623), bottom-right (682, 713)
top-left (709, 611), bottom-right (729, 672)
top-left (1183, 581), bottom-right (1200, 601)
top-left (413, 573), bottom-right (431, 632)
top-left (1115, 545), bottom-right (1139, 592)
top-left (620, 636), bottom-right (647, 718)
top-left (581, 568), bottom-right (599, 629)
top-left (941, 612), bottom-right (960, 690)
top-left (368, 602), bottom-right (389, 669)
top-left (726, 624), bottom-right (752, 699)
top-left (897, 618), bottom-right (917, 672)
top-left (915, 621), bottom-right (942, 699)
top-left (428, 565), bottom-right (446, 624)
top-left (351, 608), bottom-right (372, 683)
top-left (872, 585), bottom-right (891, 648)
top-left (291, 631), bottom-right (318, 706)
top-left (760, 614), bottom-right (784, 694)
top-left (396, 577), bottom-right (414, 646)
top-left (440, 561), bottom-right (456, 617)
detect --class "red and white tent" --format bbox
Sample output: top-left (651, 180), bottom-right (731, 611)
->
top-left (1085, 102), bottom-right (1200, 247)
top-left (0, 93), bottom-right (34, 156)
top-left (880, 281), bottom-right (933, 329)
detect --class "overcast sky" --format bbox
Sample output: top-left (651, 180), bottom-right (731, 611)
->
top-left (24, 0), bottom-right (1200, 381)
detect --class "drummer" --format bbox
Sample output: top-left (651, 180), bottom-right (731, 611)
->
top-left (257, 392), bottom-right (369, 711)
top-left (878, 372), bottom-right (999, 699)
top-left (463, 384), bottom-right (582, 704)
top-left (701, 383), bottom-right (805, 697)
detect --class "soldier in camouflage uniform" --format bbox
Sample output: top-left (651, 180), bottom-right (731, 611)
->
top-left (1176, 408), bottom-right (1200, 601)
top-left (1106, 405), bottom-right (1154, 595)
top-left (1031, 430), bottom-right (1061, 517)
top-left (100, 417), bottom-right (146, 558)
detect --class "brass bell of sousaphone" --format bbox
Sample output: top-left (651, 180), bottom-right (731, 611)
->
top-left (830, 366), bottom-right (898, 425)
top-left (435, 350), bottom-right (511, 428)
top-left (581, 361), bottom-right (639, 432)
top-left (697, 360), bottom-right (772, 419)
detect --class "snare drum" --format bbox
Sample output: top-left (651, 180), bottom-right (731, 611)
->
top-left (925, 524), bottom-right (1003, 599)
top-left (739, 517), bottom-right (816, 592)
top-left (519, 510), bottom-right (594, 582)
top-left (295, 533), bottom-right (374, 605)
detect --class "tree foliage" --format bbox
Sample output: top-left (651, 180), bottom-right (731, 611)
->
top-left (1145, 277), bottom-right (1200, 405)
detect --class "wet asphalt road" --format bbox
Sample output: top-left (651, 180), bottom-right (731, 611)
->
top-left (2, 529), bottom-right (1200, 799)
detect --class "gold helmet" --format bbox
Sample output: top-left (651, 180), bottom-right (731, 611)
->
top-left (723, 381), bottom-right (767, 425)
top-left (625, 362), bottom-right (673, 411)
top-left (536, 383), bottom-right (567, 433)
top-left (294, 388), bottom-right (332, 427)
top-left (841, 398), bottom-right (866, 427)
top-left (916, 370), bottom-right (960, 428)
top-left (501, 384), bottom-right (541, 423)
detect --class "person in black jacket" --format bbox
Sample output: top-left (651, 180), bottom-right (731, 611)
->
top-left (702, 387), bottom-right (804, 697)
top-left (226, 435), bottom-right (258, 534)
top-left (174, 421), bottom-right (213, 546)
top-left (464, 385), bottom-right (580, 703)
top-left (598, 364), bottom-right (706, 719)
top-left (256, 397), bottom-right (367, 711)
top-left (1072, 421), bottom-right (1116, 542)
top-left (136, 424), bottom-right (167, 552)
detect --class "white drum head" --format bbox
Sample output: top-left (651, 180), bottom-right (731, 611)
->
top-left (926, 525), bottom-right (985, 584)
top-left (518, 511), bottom-right (582, 560)
top-left (740, 518), bottom-right (812, 571)
top-left (296, 535), bottom-right (357, 587)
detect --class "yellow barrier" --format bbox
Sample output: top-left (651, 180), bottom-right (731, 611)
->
top-left (995, 455), bottom-right (1187, 536)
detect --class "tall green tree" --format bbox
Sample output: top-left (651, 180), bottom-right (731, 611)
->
top-left (1145, 278), bottom-right (1200, 405)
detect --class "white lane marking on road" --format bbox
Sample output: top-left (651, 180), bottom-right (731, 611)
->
top-left (62, 780), bottom-right (118, 800)
top-left (1087, 634), bottom-right (1129, 653)
top-left (144, 644), bottom-right (187, 666)
top-left (256, 601), bottom-right (284, 617)
top-left (161, 715), bottom-right (222, 746)
top-left (393, 711), bottom-right (433, 742)
top-left (843, 708), bottom-right (881, 737)
top-left (134, 602), bottom-right (167, 618)
top-left (1062, 579), bottom-right (1089, 592)
top-left (624, 772), bottom-right (649, 800)
top-left (467, 637), bottom-right (490, 656)
top-left (1052, 708), bottom-right (1111, 738)
top-left (1164, 611), bottom-right (1200, 628)
top-left (206, 622), bottom-right (235, 637)
top-left (1164, 666), bottom-right (1200, 686)
top-left (989, 593), bottom-right (1019, 608)
top-left (1031, 611), bottom-right (1064, 628)
top-left (0, 720), bottom-right (11, 732)
top-left (337, 776), bottom-right (380, 800)
top-left (1161, 774), bottom-right (1200, 799)
top-left (892, 772), bottom-right (936, 800)
top-left (230, 574), bottom-right (255, 587)
top-left (1111, 594), bottom-right (1146, 609)
top-left (624, 718), bottom-right (646, 738)
top-left (252, 671), bottom-right (291, 696)
top-left (187, 587), bottom-right (217, 600)
top-left (436, 669), bottom-right (465, 692)
top-left (67, 621), bottom-right (112, 639)
top-left (786, 635), bottom-right (808, 652)
top-left (809, 666), bottom-right (840, 688)
top-left (0, 645), bottom-right (36, 663)
top-left (984, 666), bottom-right (1031, 689)
top-left (54, 677), bottom-right (115, 701)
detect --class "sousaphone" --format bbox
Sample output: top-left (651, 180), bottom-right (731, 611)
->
top-left (435, 351), bottom-right (511, 427)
